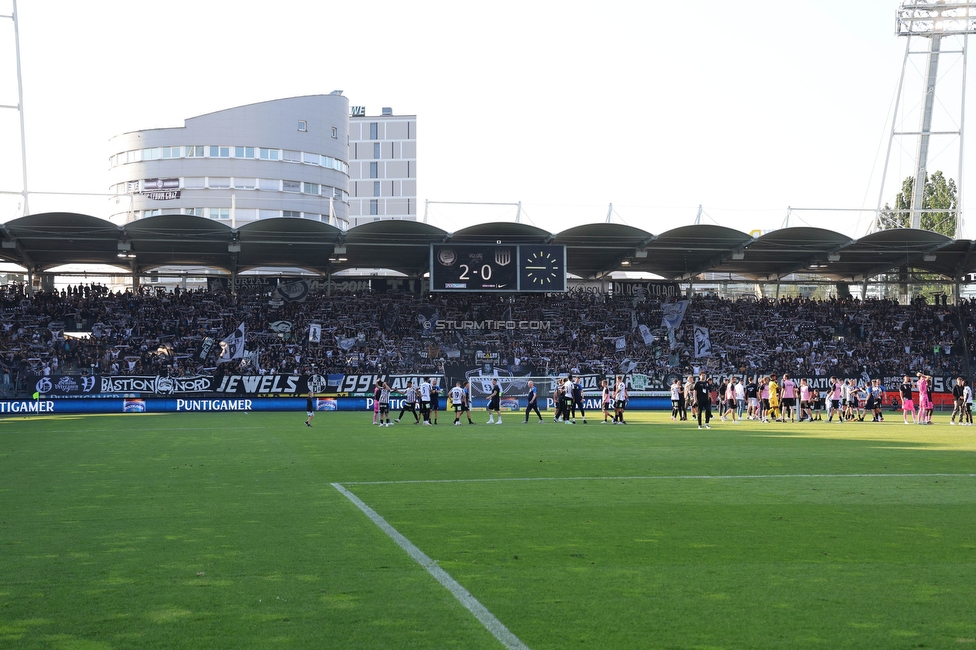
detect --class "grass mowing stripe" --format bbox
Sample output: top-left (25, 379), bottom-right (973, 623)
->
top-left (343, 472), bottom-right (976, 485)
top-left (332, 482), bottom-right (531, 650)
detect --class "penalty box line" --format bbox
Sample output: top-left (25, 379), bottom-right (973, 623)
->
top-left (331, 482), bottom-right (531, 650)
top-left (342, 472), bottom-right (976, 486)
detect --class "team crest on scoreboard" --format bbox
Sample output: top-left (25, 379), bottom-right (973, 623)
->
top-left (495, 249), bottom-right (511, 266)
top-left (437, 249), bottom-right (457, 266)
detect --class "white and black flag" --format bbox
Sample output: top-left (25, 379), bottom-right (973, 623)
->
top-left (308, 323), bottom-right (322, 344)
top-left (693, 326), bottom-right (712, 358)
top-left (218, 323), bottom-right (245, 364)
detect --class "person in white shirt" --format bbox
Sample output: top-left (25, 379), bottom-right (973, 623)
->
top-left (395, 381), bottom-right (419, 424)
top-left (562, 376), bottom-right (575, 423)
top-left (418, 378), bottom-right (432, 425)
top-left (613, 376), bottom-right (628, 424)
top-left (450, 381), bottom-right (466, 425)
top-left (965, 380), bottom-right (974, 426)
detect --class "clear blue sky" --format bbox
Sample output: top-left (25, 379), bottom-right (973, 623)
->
top-left (0, 0), bottom-right (970, 238)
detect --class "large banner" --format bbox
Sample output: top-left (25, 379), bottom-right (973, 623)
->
top-left (29, 373), bottom-right (445, 398)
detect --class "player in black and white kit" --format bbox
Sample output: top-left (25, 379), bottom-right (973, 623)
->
top-left (450, 381), bottom-right (466, 426)
top-left (562, 376), bottom-right (575, 424)
top-left (486, 378), bottom-right (503, 424)
top-left (613, 375), bottom-right (627, 424)
top-left (418, 377), bottom-right (432, 426)
top-left (395, 381), bottom-right (419, 424)
top-left (377, 380), bottom-right (392, 427)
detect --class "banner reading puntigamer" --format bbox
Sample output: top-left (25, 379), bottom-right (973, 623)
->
top-left (0, 395), bottom-right (671, 415)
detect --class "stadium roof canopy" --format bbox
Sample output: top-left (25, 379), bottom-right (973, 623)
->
top-left (0, 212), bottom-right (972, 282)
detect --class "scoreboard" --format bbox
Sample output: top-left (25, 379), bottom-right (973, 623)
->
top-left (430, 244), bottom-right (566, 292)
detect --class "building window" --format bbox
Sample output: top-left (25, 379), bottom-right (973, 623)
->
top-left (332, 126), bottom-right (338, 138)
top-left (283, 210), bottom-right (301, 218)
top-left (142, 147), bottom-right (160, 161)
top-left (235, 146), bottom-right (255, 158)
top-left (208, 177), bottom-right (231, 189)
top-left (233, 177), bottom-right (255, 190)
top-left (369, 200), bottom-right (378, 216)
top-left (303, 152), bottom-right (320, 165)
top-left (283, 150), bottom-right (301, 162)
top-left (373, 142), bottom-right (380, 159)
top-left (186, 145), bottom-right (204, 157)
top-left (369, 122), bottom-right (378, 140)
top-left (183, 177), bottom-right (205, 189)
top-left (298, 120), bottom-right (307, 132)
top-left (209, 208), bottom-right (231, 220)
top-left (282, 180), bottom-right (301, 193)
top-left (259, 148), bottom-right (279, 160)
top-left (373, 181), bottom-right (380, 197)
top-left (303, 182), bottom-right (319, 195)
top-left (161, 146), bottom-right (181, 159)
top-left (258, 178), bottom-right (279, 191)
top-left (209, 146), bottom-right (230, 158)
top-left (259, 209), bottom-right (278, 219)
top-left (183, 207), bottom-right (204, 216)
top-left (369, 162), bottom-right (378, 179)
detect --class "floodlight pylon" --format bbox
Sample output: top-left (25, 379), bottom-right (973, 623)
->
top-left (0, 0), bottom-right (28, 216)
top-left (875, 1), bottom-right (976, 237)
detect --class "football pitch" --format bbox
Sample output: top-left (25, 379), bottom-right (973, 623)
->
top-left (2, 410), bottom-right (975, 649)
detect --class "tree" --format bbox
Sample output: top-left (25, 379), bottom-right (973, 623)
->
top-left (878, 171), bottom-right (958, 236)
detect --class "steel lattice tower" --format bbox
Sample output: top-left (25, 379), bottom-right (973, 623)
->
top-left (876, 1), bottom-right (976, 237)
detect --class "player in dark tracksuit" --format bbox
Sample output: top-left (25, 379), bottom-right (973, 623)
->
top-left (571, 376), bottom-right (587, 424)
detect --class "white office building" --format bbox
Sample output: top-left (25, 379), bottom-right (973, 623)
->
top-left (107, 93), bottom-right (351, 226)
top-left (348, 107), bottom-right (417, 226)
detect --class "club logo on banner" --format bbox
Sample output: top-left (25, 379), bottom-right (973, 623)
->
top-left (694, 326), bottom-right (712, 358)
top-left (308, 323), bottom-right (321, 343)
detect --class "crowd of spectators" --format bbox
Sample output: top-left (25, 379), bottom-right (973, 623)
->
top-left (0, 281), bottom-right (972, 396)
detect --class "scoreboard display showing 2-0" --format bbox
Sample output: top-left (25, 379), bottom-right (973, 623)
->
top-left (430, 244), bottom-right (566, 292)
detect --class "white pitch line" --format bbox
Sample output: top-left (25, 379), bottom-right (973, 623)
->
top-left (331, 482), bottom-right (530, 650)
top-left (341, 472), bottom-right (976, 486)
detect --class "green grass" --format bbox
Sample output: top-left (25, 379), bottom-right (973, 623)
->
top-left (1, 410), bottom-right (975, 649)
